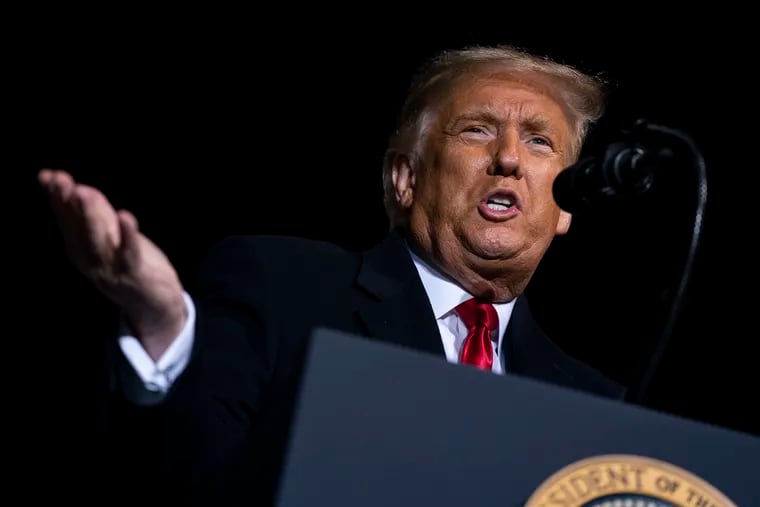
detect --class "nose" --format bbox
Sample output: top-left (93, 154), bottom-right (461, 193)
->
top-left (490, 130), bottom-right (523, 179)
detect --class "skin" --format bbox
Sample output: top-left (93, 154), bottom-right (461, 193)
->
top-left (38, 169), bottom-right (186, 361)
top-left (392, 72), bottom-right (575, 302)
top-left (37, 70), bottom-right (577, 360)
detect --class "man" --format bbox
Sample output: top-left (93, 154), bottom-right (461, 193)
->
top-left (39, 45), bottom-right (624, 505)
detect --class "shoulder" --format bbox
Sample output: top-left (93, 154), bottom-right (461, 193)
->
top-left (552, 350), bottom-right (627, 400)
top-left (207, 234), bottom-right (352, 259)
top-left (197, 234), bottom-right (362, 282)
top-left (509, 297), bottom-right (626, 400)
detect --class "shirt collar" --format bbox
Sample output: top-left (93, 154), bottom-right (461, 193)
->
top-left (407, 246), bottom-right (514, 342)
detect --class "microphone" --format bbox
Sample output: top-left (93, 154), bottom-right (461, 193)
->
top-left (553, 141), bottom-right (658, 214)
top-left (548, 118), bottom-right (711, 406)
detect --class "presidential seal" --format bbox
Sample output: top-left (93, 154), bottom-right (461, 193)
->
top-left (524, 454), bottom-right (737, 507)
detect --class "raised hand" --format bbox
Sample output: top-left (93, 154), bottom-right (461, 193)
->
top-left (39, 169), bottom-right (187, 360)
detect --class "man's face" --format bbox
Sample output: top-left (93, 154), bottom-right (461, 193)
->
top-left (395, 73), bottom-right (574, 284)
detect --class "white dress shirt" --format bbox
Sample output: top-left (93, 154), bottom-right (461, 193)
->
top-left (119, 245), bottom-right (516, 393)
top-left (118, 292), bottom-right (197, 393)
top-left (408, 249), bottom-right (514, 375)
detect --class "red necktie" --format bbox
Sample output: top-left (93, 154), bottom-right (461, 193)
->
top-left (455, 298), bottom-right (498, 371)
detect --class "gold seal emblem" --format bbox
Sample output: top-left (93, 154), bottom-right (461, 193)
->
top-left (524, 454), bottom-right (737, 507)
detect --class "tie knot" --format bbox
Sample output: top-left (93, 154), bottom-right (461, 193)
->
top-left (455, 298), bottom-right (498, 331)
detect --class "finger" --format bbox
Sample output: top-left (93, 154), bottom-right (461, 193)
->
top-left (75, 185), bottom-right (121, 255)
top-left (50, 171), bottom-right (76, 204)
top-left (39, 171), bottom-right (123, 281)
top-left (116, 209), bottom-right (141, 269)
top-left (38, 168), bottom-right (71, 189)
top-left (52, 184), bottom-right (119, 275)
top-left (38, 168), bottom-right (55, 186)
top-left (45, 172), bottom-right (84, 245)
top-left (41, 171), bottom-right (77, 221)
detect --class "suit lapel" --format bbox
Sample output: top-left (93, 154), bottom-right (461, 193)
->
top-left (351, 232), bottom-right (622, 397)
top-left (354, 230), bottom-right (445, 357)
top-left (504, 296), bottom-right (578, 387)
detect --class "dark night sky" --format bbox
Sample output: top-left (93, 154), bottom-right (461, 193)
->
top-left (10, 15), bottom-right (758, 479)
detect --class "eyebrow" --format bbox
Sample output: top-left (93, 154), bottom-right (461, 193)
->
top-left (452, 104), bottom-right (504, 125)
top-left (451, 109), bottom-right (556, 135)
top-left (521, 115), bottom-right (553, 134)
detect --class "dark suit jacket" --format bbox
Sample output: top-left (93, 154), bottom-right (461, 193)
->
top-left (100, 229), bottom-right (624, 506)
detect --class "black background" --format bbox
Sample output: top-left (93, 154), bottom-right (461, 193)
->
top-left (10, 13), bottom-right (758, 479)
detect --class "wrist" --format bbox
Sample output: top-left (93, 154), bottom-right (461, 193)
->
top-left (126, 295), bottom-right (188, 362)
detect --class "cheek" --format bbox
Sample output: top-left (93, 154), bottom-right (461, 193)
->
top-left (442, 152), bottom-right (488, 193)
top-left (418, 145), bottom-right (492, 210)
top-left (420, 164), bottom-right (473, 202)
top-left (527, 170), bottom-right (564, 220)
top-left (533, 165), bottom-right (564, 197)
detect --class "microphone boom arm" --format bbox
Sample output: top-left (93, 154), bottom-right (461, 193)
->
top-left (614, 120), bottom-right (709, 405)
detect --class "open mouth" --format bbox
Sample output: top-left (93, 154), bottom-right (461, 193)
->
top-left (478, 190), bottom-right (521, 221)
top-left (485, 194), bottom-right (515, 210)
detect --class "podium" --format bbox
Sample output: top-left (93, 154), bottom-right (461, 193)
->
top-left (275, 328), bottom-right (758, 506)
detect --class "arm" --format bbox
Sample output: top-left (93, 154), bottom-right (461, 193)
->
top-left (38, 169), bottom-right (187, 358)
top-left (118, 291), bottom-right (196, 397)
top-left (40, 170), bottom-right (273, 504)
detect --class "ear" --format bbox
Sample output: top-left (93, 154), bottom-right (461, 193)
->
top-left (391, 153), bottom-right (416, 209)
top-left (555, 209), bottom-right (572, 236)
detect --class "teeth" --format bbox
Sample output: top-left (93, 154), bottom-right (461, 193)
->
top-left (487, 203), bottom-right (509, 211)
top-left (487, 196), bottom-right (513, 207)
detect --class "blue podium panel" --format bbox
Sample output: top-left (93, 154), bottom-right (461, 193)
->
top-left (276, 328), bottom-right (759, 507)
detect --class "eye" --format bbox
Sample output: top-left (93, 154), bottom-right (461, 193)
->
top-left (459, 125), bottom-right (495, 142)
top-left (526, 136), bottom-right (556, 153)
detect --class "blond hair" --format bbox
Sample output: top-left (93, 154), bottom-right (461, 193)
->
top-left (382, 45), bottom-right (607, 227)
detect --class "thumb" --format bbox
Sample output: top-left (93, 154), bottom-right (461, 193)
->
top-left (117, 209), bottom-right (140, 268)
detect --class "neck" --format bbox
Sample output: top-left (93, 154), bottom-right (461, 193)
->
top-left (403, 230), bottom-right (531, 303)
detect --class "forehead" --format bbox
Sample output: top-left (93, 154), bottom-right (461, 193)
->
top-left (440, 72), bottom-right (573, 130)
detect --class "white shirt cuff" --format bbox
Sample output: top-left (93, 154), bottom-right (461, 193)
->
top-left (118, 292), bottom-right (196, 393)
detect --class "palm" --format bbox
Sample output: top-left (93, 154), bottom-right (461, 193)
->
top-left (39, 169), bottom-right (186, 359)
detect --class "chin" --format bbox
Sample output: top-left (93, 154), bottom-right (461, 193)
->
top-left (468, 238), bottom-right (517, 261)
top-left (464, 228), bottom-right (518, 260)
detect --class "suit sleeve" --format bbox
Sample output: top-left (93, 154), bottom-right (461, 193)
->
top-left (97, 236), bottom-right (279, 505)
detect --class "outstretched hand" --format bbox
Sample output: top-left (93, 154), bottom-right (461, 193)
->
top-left (39, 169), bottom-right (187, 360)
